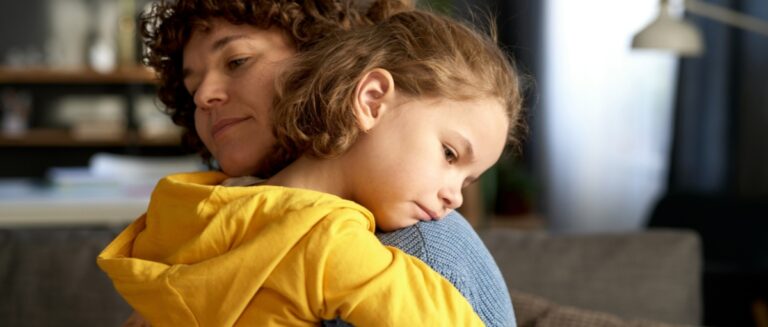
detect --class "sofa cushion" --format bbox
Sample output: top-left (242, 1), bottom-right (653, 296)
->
top-left (510, 290), bottom-right (688, 327)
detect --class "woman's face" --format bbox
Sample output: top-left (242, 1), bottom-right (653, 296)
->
top-left (183, 19), bottom-right (296, 177)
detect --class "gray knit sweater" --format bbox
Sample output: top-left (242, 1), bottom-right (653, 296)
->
top-left (325, 211), bottom-right (516, 326)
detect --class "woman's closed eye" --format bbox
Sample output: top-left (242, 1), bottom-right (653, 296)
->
top-left (227, 57), bottom-right (250, 70)
top-left (443, 144), bottom-right (458, 164)
top-left (184, 81), bottom-right (198, 97)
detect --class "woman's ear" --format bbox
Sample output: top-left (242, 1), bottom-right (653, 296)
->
top-left (353, 68), bottom-right (395, 132)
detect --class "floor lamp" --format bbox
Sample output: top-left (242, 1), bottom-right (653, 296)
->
top-left (635, 1), bottom-right (768, 325)
top-left (632, 0), bottom-right (768, 56)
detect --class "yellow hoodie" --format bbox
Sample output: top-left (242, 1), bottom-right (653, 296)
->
top-left (97, 172), bottom-right (483, 326)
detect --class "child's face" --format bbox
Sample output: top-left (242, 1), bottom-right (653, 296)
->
top-left (342, 96), bottom-right (508, 231)
top-left (184, 19), bottom-right (296, 177)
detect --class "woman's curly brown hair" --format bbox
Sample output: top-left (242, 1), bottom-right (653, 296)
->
top-left (259, 9), bottom-right (523, 177)
top-left (139, 0), bottom-right (412, 164)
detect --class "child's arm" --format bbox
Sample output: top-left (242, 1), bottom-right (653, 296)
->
top-left (307, 212), bottom-right (485, 326)
top-left (377, 212), bottom-right (515, 326)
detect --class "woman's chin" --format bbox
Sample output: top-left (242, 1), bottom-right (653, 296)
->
top-left (218, 159), bottom-right (258, 177)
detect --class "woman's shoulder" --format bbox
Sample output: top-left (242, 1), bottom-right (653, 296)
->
top-left (376, 211), bottom-right (516, 327)
top-left (376, 211), bottom-right (485, 261)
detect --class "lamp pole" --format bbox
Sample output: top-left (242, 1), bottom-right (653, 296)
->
top-left (684, 0), bottom-right (768, 36)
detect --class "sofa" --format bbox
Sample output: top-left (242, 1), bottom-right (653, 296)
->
top-left (0, 226), bottom-right (701, 326)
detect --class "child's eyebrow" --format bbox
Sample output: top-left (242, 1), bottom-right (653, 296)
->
top-left (454, 132), bottom-right (475, 162)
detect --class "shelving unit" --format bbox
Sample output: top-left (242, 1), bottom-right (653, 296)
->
top-left (0, 66), bottom-right (155, 84)
top-left (0, 129), bottom-right (179, 147)
top-left (1, 66), bottom-right (190, 177)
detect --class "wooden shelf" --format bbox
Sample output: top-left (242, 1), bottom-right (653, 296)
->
top-left (0, 129), bottom-right (179, 147)
top-left (0, 66), bottom-right (156, 84)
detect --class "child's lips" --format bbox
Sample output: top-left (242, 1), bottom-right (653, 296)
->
top-left (416, 203), bottom-right (439, 221)
top-left (212, 117), bottom-right (250, 138)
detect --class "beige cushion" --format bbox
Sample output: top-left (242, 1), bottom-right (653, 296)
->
top-left (511, 290), bottom-right (690, 327)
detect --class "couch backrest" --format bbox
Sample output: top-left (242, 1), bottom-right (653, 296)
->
top-left (0, 227), bottom-right (132, 327)
top-left (1, 226), bottom-right (702, 326)
top-left (479, 228), bottom-right (702, 325)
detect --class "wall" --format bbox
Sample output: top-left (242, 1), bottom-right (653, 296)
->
top-left (541, 0), bottom-right (678, 232)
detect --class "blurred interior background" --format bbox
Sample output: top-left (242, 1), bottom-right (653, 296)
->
top-left (1, 0), bottom-right (767, 326)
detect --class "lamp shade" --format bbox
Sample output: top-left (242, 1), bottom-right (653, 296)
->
top-left (632, 9), bottom-right (703, 56)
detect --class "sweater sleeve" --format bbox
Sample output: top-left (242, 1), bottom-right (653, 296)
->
top-left (378, 211), bottom-right (516, 327)
top-left (306, 210), bottom-right (484, 326)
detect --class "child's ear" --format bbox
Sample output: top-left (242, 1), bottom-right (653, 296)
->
top-left (353, 68), bottom-right (395, 132)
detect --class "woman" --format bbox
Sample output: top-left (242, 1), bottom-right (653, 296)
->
top-left (126, 0), bottom-right (514, 325)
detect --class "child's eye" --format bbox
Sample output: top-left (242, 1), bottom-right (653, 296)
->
top-left (227, 57), bottom-right (249, 70)
top-left (443, 145), bottom-right (458, 164)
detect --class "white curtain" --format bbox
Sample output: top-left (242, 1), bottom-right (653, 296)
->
top-left (540, 0), bottom-right (679, 232)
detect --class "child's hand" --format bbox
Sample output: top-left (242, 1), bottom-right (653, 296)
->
top-left (122, 311), bottom-right (150, 327)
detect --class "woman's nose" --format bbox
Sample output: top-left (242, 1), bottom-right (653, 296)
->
top-left (438, 185), bottom-right (464, 210)
top-left (193, 75), bottom-right (228, 110)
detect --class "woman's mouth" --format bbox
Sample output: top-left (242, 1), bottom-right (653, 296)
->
top-left (212, 117), bottom-right (250, 138)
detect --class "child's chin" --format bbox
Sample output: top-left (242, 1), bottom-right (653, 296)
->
top-left (379, 220), bottom-right (422, 233)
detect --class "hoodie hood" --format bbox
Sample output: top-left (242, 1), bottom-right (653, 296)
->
top-left (97, 171), bottom-right (373, 326)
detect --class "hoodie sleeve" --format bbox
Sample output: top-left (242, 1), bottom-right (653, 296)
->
top-left (304, 209), bottom-right (485, 326)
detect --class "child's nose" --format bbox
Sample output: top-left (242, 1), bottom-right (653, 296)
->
top-left (439, 185), bottom-right (464, 210)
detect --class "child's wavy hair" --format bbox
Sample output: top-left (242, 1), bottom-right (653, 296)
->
top-left (139, 0), bottom-right (412, 164)
top-left (262, 9), bottom-right (523, 177)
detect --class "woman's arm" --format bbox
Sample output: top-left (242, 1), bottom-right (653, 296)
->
top-left (377, 211), bottom-right (516, 327)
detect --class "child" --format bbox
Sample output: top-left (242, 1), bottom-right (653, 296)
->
top-left (98, 9), bottom-right (522, 326)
